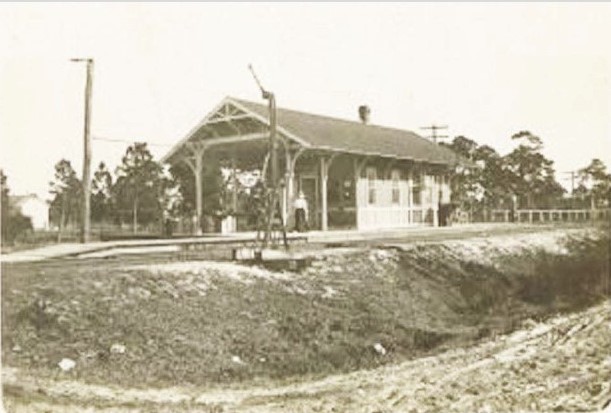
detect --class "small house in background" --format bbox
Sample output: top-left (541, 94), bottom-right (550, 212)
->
top-left (9, 194), bottom-right (49, 230)
top-left (162, 96), bottom-right (463, 233)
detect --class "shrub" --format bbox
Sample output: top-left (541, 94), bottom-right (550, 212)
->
top-left (1, 211), bottom-right (33, 246)
top-left (518, 232), bottom-right (610, 307)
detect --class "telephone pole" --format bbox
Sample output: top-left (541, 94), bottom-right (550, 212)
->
top-left (71, 58), bottom-right (94, 243)
top-left (563, 170), bottom-right (581, 209)
top-left (563, 170), bottom-right (578, 194)
top-left (421, 124), bottom-right (448, 144)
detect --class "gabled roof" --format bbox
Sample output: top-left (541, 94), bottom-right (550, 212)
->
top-left (229, 97), bottom-right (459, 165)
top-left (164, 96), bottom-right (462, 166)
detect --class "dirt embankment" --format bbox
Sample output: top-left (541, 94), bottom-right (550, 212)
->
top-left (2, 226), bottom-right (610, 412)
top-left (5, 299), bottom-right (610, 413)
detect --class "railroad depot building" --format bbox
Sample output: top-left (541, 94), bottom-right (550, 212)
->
top-left (162, 97), bottom-right (461, 233)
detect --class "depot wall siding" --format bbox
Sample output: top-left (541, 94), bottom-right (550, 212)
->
top-left (355, 171), bottom-right (449, 230)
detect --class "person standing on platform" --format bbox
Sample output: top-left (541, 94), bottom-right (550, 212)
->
top-left (294, 190), bottom-right (309, 232)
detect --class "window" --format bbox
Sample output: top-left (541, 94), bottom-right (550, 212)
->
top-left (391, 169), bottom-right (400, 204)
top-left (434, 175), bottom-right (441, 204)
top-left (329, 178), bottom-right (354, 206)
top-left (412, 173), bottom-right (422, 206)
top-left (367, 167), bottom-right (377, 205)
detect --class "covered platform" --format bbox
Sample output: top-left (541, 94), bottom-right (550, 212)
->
top-left (1, 223), bottom-right (579, 263)
top-left (162, 97), bottom-right (462, 234)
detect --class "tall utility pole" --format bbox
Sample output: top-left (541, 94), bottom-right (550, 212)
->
top-left (563, 170), bottom-right (578, 194)
top-left (71, 58), bottom-right (94, 243)
top-left (421, 124), bottom-right (448, 144)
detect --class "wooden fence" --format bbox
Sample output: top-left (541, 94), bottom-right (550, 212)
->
top-left (488, 208), bottom-right (610, 223)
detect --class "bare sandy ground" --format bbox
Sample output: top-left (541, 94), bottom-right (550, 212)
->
top-left (4, 299), bottom-right (610, 413)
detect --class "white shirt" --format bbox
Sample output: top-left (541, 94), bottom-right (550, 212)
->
top-left (294, 196), bottom-right (308, 211)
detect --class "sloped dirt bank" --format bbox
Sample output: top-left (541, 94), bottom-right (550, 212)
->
top-left (3, 299), bottom-right (610, 413)
top-left (2, 226), bottom-right (609, 411)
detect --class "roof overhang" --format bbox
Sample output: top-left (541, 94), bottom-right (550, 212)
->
top-left (163, 96), bottom-right (469, 170)
top-left (161, 97), bottom-right (310, 165)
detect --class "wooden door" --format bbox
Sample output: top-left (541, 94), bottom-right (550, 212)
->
top-left (299, 176), bottom-right (319, 230)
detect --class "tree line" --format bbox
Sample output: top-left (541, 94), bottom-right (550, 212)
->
top-left (38, 131), bottom-right (611, 234)
top-left (2, 130), bottom-right (610, 245)
top-left (48, 143), bottom-right (179, 238)
top-left (441, 131), bottom-right (611, 217)
top-left (46, 142), bottom-right (233, 239)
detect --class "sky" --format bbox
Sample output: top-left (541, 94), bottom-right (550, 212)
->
top-left (1, 3), bottom-right (610, 200)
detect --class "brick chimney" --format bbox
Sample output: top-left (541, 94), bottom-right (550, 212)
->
top-left (358, 105), bottom-right (371, 125)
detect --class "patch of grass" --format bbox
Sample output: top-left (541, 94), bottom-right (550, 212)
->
top-left (518, 232), bottom-right (610, 308)
top-left (2, 227), bottom-right (608, 388)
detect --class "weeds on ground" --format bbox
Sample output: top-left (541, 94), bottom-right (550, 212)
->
top-left (2, 228), bottom-right (609, 387)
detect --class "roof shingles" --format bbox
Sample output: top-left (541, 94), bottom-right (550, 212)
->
top-left (231, 97), bottom-right (459, 166)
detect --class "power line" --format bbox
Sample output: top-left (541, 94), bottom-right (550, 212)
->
top-left (420, 124), bottom-right (449, 144)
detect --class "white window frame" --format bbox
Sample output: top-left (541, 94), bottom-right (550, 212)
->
top-left (366, 166), bottom-right (377, 205)
top-left (391, 169), bottom-right (401, 205)
top-left (412, 172), bottom-right (422, 206)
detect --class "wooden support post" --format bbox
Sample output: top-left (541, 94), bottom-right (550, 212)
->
top-left (285, 147), bottom-right (305, 229)
top-left (282, 149), bottom-right (291, 225)
top-left (353, 157), bottom-right (368, 230)
top-left (231, 154), bottom-right (238, 233)
top-left (184, 143), bottom-right (206, 235)
top-left (407, 169), bottom-right (413, 224)
top-left (320, 156), bottom-right (329, 231)
top-left (231, 155), bottom-right (238, 212)
top-left (194, 155), bottom-right (204, 234)
top-left (433, 176), bottom-right (439, 227)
